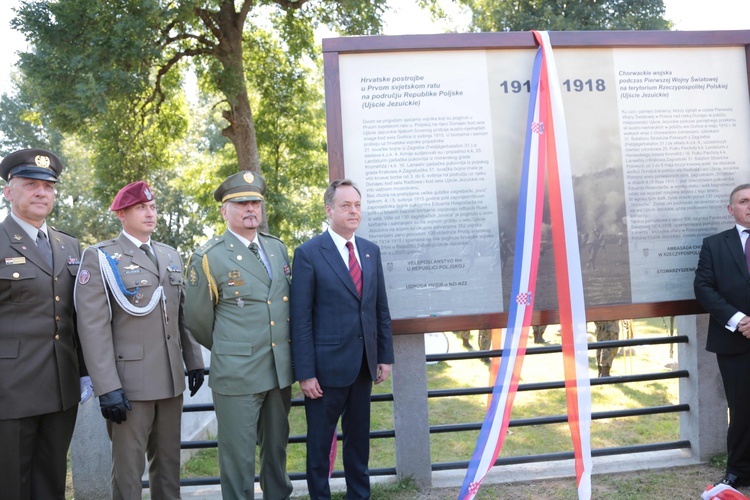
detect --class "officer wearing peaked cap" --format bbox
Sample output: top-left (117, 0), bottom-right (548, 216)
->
top-left (75, 180), bottom-right (205, 500)
top-left (0, 148), bottom-right (87, 500)
top-left (185, 170), bottom-right (294, 499)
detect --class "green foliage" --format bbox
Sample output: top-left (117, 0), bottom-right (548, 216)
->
top-left (454, 0), bottom-right (672, 32)
top-left (245, 28), bottom-right (328, 247)
top-left (4, 0), bottom-right (388, 251)
top-left (13, 0), bottom-right (164, 131)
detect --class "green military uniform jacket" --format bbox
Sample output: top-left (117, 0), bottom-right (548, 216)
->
top-left (184, 231), bottom-right (293, 395)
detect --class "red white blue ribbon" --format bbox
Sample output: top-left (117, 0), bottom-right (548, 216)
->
top-left (458, 30), bottom-right (592, 500)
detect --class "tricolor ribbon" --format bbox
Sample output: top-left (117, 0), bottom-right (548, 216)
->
top-left (458, 30), bottom-right (593, 500)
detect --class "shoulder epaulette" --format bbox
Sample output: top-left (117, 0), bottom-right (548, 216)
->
top-left (193, 235), bottom-right (224, 256)
top-left (49, 226), bottom-right (78, 239)
top-left (259, 231), bottom-right (283, 243)
top-left (152, 240), bottom-right (176, 251)
top-left (90, 239), bottom-right (117, 249)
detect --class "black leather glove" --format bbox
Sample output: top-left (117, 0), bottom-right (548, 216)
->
top-left (99, 388), bottom-right (132, 424)
top-left (188, 369), bottom-right (205, 397)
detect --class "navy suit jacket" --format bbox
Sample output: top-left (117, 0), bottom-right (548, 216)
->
top-left (290, 231), bottom-right (394, 387)
top-left (694, 227), bottom-right (750, 355)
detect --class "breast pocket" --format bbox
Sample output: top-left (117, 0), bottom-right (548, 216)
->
top-left (222, 282), bottom-right (253, 301)
top-left (0, 266), bottom-right (38, 304)
top-left (122, 272), bottom-right (152, 289)
top-left (169, 271), bottom-right (183, 286)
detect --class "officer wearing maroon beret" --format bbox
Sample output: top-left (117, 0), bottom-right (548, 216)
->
top-left (75, 180), bottom-right (205, 499)
top-left (0, 148), bottom-right (87, 499)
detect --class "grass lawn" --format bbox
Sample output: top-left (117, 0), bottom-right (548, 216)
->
top-left (180, 317), bottom-right (683, 483)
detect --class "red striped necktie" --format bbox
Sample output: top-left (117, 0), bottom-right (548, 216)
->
top-left (346, 241), bottom-right (362, 297)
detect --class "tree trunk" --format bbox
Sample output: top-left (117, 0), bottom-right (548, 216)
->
top-left (212, 1), bottom-right (260, 173)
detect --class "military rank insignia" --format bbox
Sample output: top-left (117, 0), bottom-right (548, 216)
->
top-left (188, 265), bottom-right (199, 286)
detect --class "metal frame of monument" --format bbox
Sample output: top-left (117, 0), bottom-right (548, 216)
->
top-left (322, 29), bottom-right (750, 335)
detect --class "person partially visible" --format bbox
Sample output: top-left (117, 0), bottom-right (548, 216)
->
top-left (0, 148), bottom-right (87, 500)
top-left (290, 179), bottom-right (394, 500)
top-left (184, 171), bottom-right (293, 500)
top-left (532, 325), bottom-right (547, 345)
top-left (694, 183), bottom-right (750, 488)
top-left (74, 180), bottom-right (204, 499)
top-left (594, 320), bottom-right (619, 377)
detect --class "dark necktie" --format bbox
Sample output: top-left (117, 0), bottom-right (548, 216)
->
top-left (745, 230), bottom-right (750, 272)
top-left (140, 243), bottom-right (158, 270)
top-left (37, 230), bottom-right (53, 267)
top-left (249, 242), bottom-right (270, 277)
top-left (346, 241), bottom-right (362, 297)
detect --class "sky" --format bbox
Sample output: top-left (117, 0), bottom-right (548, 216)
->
top-left (1, 0), bottom-right (749, 95)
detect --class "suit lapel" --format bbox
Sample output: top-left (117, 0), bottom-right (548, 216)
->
top-left (725, 228), bottom-right (749, 278)
top-left (48, 228), bottom-right (70, 276)
top-left (258, 235), bottom-right (286, 292)
top-left (224, 231), bottom-right (271, 286)
top-left (1, 217), bottom-right (51, 275)
top-left (320, 231), bottom-right (360, 299)
top-left (117, 233), bottom-right (158, 277)
top-left (356, 236), bottom-right (373, 301)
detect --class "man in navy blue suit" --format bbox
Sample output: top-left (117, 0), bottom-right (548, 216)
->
top-left (695, 183), bottom-right (750, 488)
top-left (291, 179), bottom-right (394, 499)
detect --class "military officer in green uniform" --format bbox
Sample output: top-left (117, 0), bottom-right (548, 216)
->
top-left (184, 171), bottom-right (293, 500)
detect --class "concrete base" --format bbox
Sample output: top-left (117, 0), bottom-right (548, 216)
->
top-left (178, 449), bottom-right (701, 499)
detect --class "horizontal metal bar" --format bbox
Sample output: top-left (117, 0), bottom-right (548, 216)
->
top-left (431, 440), bottom-right (691, 471)
top-left (428, 404), bottom-right (689, 434)
top-left (426, 335), bottom-right (688, 363)
top-left (427, 370), bottom-right (689, 398)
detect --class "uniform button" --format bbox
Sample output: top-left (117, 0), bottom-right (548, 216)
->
top-left (272, 342), bottom-right (277, 348)
top-left (267, 300), bottom-right (271, 305)
top-left (287, 318), bottom-right (290, 322)
top-left (283, 296), bottom-right (288, 302)
top-left (55, 296), bottom-right (60, 302)
top-left (54, 277), bottom-right (58, 282)
top-left (234, 291), bottom-right (239, 296)
top-left (167, 335), bottom-right (171, 340)
top-left (270, 321), bottom-right (275, 326)
top-left (55, 316), bottom-right (60, 321)
top-left (54, 334), bottom-right (60, 340)
top-left (118, 354), bottom-right (123, 359)
top-left (12, 272), bottom-right (19, 279)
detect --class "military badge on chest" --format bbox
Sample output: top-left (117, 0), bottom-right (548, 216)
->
top-left (227, 269), bottom-right (245, 287)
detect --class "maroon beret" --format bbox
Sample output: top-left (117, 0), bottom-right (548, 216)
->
top-left (110, 181), bottom-right (154, 211)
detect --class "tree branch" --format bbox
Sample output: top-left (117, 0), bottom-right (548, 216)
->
top-left (142, 47), bottom-right (213, 111)
top-left (272, 0), bottom-right (311, 10)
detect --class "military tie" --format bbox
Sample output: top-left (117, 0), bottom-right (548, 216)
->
top-left (37, 230), bottom-right (53, 268)
top-left (140, 243), bottom-right (159, 270)
top-left (346, 241), bottom-right (362, 297)
top-left (249, 242), bottom-right (270, 277)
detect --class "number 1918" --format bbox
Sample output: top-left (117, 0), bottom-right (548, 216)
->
top-left (563, 79), bottom-right (606, 92)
